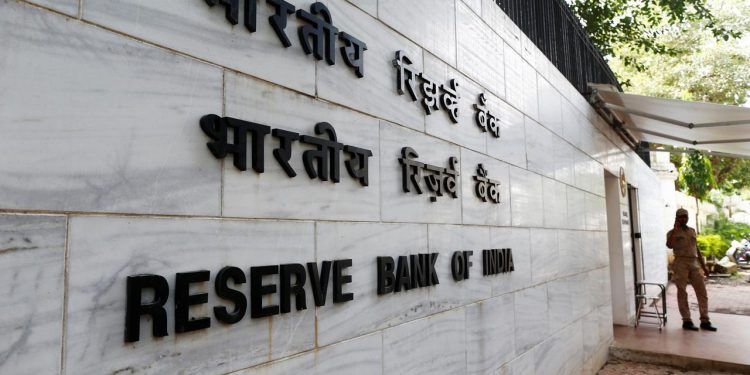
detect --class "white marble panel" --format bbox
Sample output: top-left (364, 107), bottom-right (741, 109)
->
top-left (424, 55), bottom-right (489, 154)
top-left (520, 34), bottom-right (536, 67)
top-left (27, 0), bottom-right (77, 16)
top-left (542, 177), bottom-right (567, 228)
top-left (533, 320), bottom-right (583, 375)
top-left (547, 277), bottom-right (573, 334)
top-left (583, 342), bottom-right (609, 375)
top-left (594, 231), bottom-right (610, 268)
top-left (554, 138), bottom-right (577, 186)
top-left (579, 231), bottom-right (597, 273)
top-left (593, 131), bottom-right (610, 166)
top-left (581, 309), bottom-right (600, 356)
top-left (522, 64), bottom-right (540, 122)
top-left (573, 149), bottom-right (591, 193)
top-left (427, 225), bottom-right (491, 312)
top-left (513, 284), bottom-right (548, 353)
top-left (0, 2), bottom-right (222, 215)
top-left (506, 349), bottom-right (534, 375)
top-left (461, 149), bottom-right (511, 226)
top-left (378, 0), bottom-right (456, 66)
top-left (83, 0), bottom-right (317, 94)
top-left (561, 100), bottom-right (582, 148)
top-left (585, 193), bottom-right (607, 231)
top-left (578, 126), bottom-right (596, 162)
top-left (480, 0), bottom-right (504, 35)
top-left (315, 222), bottom-right (429, 346)
top-left (523, 117), bottom-right (556, 178)
top-left (465, 294), bottom-right (516, 374)
top-left (318, 0), bottom-right (425, 131)
top-left (237, 332), bottom-right (382, 375)
top-left (529, 228), bottom-right (558, 285)
top-left (380, 122), bottom-right (462, 224)
top-left (383, 309), bottom-right (466, 375)
top-left (456, 2), bottom-right (505, 99)
top-left (598, 304), bottom-right (614, 345)
top-left (490, 227), bottom-right (531, 295)
top-left (482, 0), bottom-right (521, 53)
top-left (83, 0), bottom-right (324, 94)
top-left (0, 215), bottom-right (65, 375)
top-left (569, 272), bottom-right (590, 319)
top-left (223, 72), bottom-right (380, 221)
top-left (592, 162), bottom-right (606, 197)
top-left (537, 77), bottom-right (563, 135)
top-left (463, 0), bottom-right (482, 15)
top-left (566, 186), bottom-right (587, 230)
top-left (504, 43), bottom-right (524, 111)
top-left (65, 217), bottom-right (315, 374)
top-left (588, 268), bottom-right (611, 308)
top-left (346, 0), bottom-right (377, 17)
top-left (509, 166), bottom-right (544, 227)
top-left (557, 229), bottom-right (587, 277)
top-left (489, 97), bottom-right (527, 169)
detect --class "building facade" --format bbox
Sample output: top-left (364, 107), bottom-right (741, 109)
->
top-left (0, 0), bottom-right (667, 374)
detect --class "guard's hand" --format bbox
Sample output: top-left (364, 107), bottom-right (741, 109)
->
top-left (703, 266), bottom-right (711, 277)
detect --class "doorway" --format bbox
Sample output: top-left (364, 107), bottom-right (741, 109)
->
top-left (605, 170), bottom-right (639, 325)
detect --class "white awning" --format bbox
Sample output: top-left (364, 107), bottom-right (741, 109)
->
top-left (589, 83), bottom-right (750, 158)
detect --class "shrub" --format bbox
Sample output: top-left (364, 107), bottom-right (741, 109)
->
top-left (697, 234), bottom-right (725, 259)
top-left (703, 217), bottom-right (750, 252)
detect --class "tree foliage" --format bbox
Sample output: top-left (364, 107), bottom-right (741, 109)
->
top-left (606, 0), bottom-right (750, 104)
top-left (572, 0), bottom-right (750, 197)
top-left (678, 151), bottom-right (716, 200)
top-left (708, 156), bottom-right (750, 194)
top-left (702, 215), bottom-right (750, 254)
top-left (569, 0), bottom-right (741, 68)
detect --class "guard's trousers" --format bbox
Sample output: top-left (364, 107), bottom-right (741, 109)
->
top-left (672, 257), bottom-right (709, 322)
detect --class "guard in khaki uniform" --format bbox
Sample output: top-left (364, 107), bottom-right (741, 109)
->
top-left (666, 208), bottom-right (717, 331)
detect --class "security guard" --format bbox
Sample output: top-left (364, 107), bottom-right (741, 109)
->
top-left (666, 208), bottom-right (717, 331)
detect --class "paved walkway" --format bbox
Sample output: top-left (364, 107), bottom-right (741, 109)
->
top-left (611, 282), bottom-right (750, 373)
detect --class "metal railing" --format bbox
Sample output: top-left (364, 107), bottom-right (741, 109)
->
top-left (495, 0), bottom-right (621, 95)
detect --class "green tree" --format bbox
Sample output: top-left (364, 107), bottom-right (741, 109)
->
top-left (708, 156), bottom-right (750, 194)
top-left (569, 0), bottom-right (740, 67)
top-left (576, 0), bottom-right (750, 198)
top-left (607, 0), bottom-right (750, 104)
top-left (678, 152), bottom-right (717, 232)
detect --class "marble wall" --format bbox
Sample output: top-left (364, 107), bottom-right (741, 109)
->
top-left (0, 0), bottom-right (665, 374)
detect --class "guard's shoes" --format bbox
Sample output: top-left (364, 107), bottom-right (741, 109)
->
top-left (682, 321), bottom-right (699, 331)
top-left (700, 322), bottom-right (718, 331)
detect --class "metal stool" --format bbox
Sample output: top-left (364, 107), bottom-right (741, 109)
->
top-left (635, 282), bottom-right (667, 331)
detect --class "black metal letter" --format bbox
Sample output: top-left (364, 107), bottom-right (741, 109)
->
top-left (377, 256), bottom-right (395, 295)
top-left (307, 261), bottom-right (332, 306)
top-left (344, 145), bottom-right (373, 186)
top-left (267, 0), bottom-right (296, 47)
top-left (280, 263), bottom-right (307, 313)
top-left (300, 122), bottom-right (343, 182)
top-left (332, 259), bottom-right (354, 303)
top-left (428, 253), bottom-right (439, 286)
top-left (272, 128), bottom-right (299, 177)
top-left (296, 2), bottom-right (338, 65)
top-left (410, 254), bottom-right (427, 288)
top-left (339, 31), bottom-right (367, 78)
top-left (175, 271), bottom-right (211, 333)
top-left (214, 266), bottom-right (248, 324)
top-left (125, 274), bottom-right (169, 342)
top-left (394, 255), bottom-right (412, 292)
top-left (464, 250), bottom-right (473, 279)
top-left (250, 265), bottom-right (280, 318)
top-left (200, 115), bottom-right (270, 173)
top-left (451, 251), bottom-right (465, 281)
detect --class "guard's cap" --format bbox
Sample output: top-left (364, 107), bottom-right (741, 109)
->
top-left (676, 208), bottom-right (689, 216)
